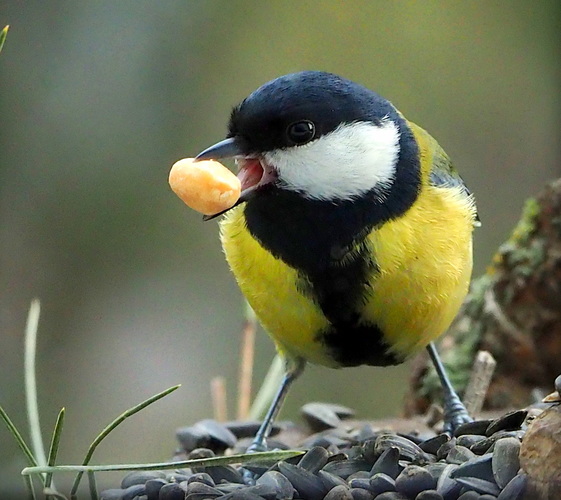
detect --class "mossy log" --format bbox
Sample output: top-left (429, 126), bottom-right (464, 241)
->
top-left (406, 178), bottom-right (561, 416)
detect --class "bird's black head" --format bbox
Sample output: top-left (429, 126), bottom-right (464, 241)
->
top-left (227, 71), bottom-right (396, 154)
top-left (196, 71), bottom-right (420, 222)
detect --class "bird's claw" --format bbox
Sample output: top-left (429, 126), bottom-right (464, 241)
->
top-left (242, 439), bottom-right (269, 484)
top-left (442, 400), bottom-right (473, 435)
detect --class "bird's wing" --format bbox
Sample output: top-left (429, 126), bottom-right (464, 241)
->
top-left (408, 121), bottom-right (480, 224)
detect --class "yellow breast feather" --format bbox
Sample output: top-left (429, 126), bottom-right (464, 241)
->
top-left (364, 183), bottom-right (475, 358)
top-left (220, 208), bottom-right (334, 365)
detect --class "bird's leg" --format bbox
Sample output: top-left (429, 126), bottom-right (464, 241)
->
top-left (246, 356), bottom-right (305, 453)
top-left (426, 342), bottom-right (472, 434)
top-left (242, 357), bottom-right (305, 485)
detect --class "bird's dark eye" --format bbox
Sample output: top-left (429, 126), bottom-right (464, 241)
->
top-left (286, 120), bottom-right (316, 146)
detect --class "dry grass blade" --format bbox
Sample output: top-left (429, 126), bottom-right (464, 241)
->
top-left (211, 376), bottom-right (228, 422)
top-left (69, 384), bottom-right (180, 498)
top-left (237, 301), bottom-right (257, 420)
top-left (25, 299), bottom-right (48, 472)
top-left (23, 449), bottom-right (304, 476)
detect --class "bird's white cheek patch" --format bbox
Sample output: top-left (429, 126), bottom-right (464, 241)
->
top-left (264, 120), bottom-right (400, 201)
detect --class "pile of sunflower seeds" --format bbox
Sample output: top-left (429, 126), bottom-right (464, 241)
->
top-left (100, 404), bottom-right (537, 500)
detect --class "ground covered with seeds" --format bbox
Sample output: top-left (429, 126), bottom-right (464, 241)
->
top-left (98, 400), bottom-right (553, 500)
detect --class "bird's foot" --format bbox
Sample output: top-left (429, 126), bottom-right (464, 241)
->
top-left (246, 439), bottom-right (268, 453)
top-left (442, 394), bottom-right (472, 435)
top-left (241, 439), bottom-right (269, 485)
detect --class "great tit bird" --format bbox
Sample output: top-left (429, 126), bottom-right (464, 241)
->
top-left (196, 71), bottom-right (478, 448)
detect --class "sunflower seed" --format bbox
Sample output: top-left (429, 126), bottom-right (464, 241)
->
top-left (420, 434), bottom-right (450, 455)
top-left (369, 473), bottom-right (396, 495)
top-left (415, 490), bottom-right (443, 500)
top-left (454, 420), bottom-right (493, 437)
top-left (277, 461), bottom-right (327, 500)
top-left (318, 470), bottom-right (349, 490)
top-left (221, 491), bottom-right (267, 500)
top-left (324, 485), bottom-right (354, 500)
top-left (454, 476), bottom-right (500, 496)
top-left (424, 463), bottom-right (448, 481)
top-left (207, 465), bottom-right (244, 484)
top-left (451, 453), bottom-right (495, 483)
top-left (298, 445), bottom-right (329, 473)
top-left (374, 492), bottom-right (408, 500)
top-left (370, 447), bottom-right (403, 479)
top-left (456, 492), bottom-right (479, 500)
top-left (121, 484), bottom-right (146, 500)
top-left (256, 470), bottom-right (294, 499)
top-left (496, 473), bottom-right (527, 500)
top-left (436, 464), bottom-right (462, 499)
top-left (120, 471), bottom-right (165, 489)
top-left (301, 403), bottom-right (343, 431)
top-left (186, 472), bottom-right (214, 486)
top-left (323, 458), bottom-right (371, 479)
top-left (350, 488), bottom-right (373, 499)
top-left (223, 420), bottom-right (282, 439)
top-left (185, 481), bottom-right (223, 497)
top-left (347, 477), bottom-right (368, 489)
top-left (456, 434), bottom-right (486, 449)
top-left (436, 437), bottom-right (456, 460)
top-left (375, 434), bottom-right (429, 463)
top-left (144, 478), bottom-right (166, 500)
top-left (395, 465), bottom-right (437, 498)
top-left (98, 489), bottom-right (124, 500)
top-left (492, 437), bottom-right (521, 488)
top-left (158, 482), bottom-right (186, 500)
top-left (445, 445), bottom-right (476, 464)
top-left (486, 410), bottom-right (528, 436)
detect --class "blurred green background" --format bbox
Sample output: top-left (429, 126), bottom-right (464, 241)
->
top-left (1, 1), bottom-right (560, 495)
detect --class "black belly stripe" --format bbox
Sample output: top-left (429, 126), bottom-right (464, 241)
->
top-left (319, 322), bottom-right (403, 367)
top-left (299, 240), bottom-right (402, 367)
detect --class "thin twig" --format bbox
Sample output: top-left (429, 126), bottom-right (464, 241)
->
top-left (25, 300), bottom-right (48, 477)
top-left (237, 302), bottom-right (257, 420)
top-left (483, 288), bottom-right (528, 344)
top-left (211, 376), bottom-right (228, 422)
top-left (463, 350), bottom-right (497, 417)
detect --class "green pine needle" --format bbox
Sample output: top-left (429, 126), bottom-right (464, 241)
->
top-left (0, 25), bottom-right (9, 54)
top-left (0, 406), bottom-right (39, 470)
top-left (87, 471), bottom-right (98, 500)
top-left (69, 384), bottom-right (181, 497)
top-left (45, 408), bottom-right (65, 491)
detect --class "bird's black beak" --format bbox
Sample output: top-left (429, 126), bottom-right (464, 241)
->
top-left (195, 137), bottom-right (243, 161)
